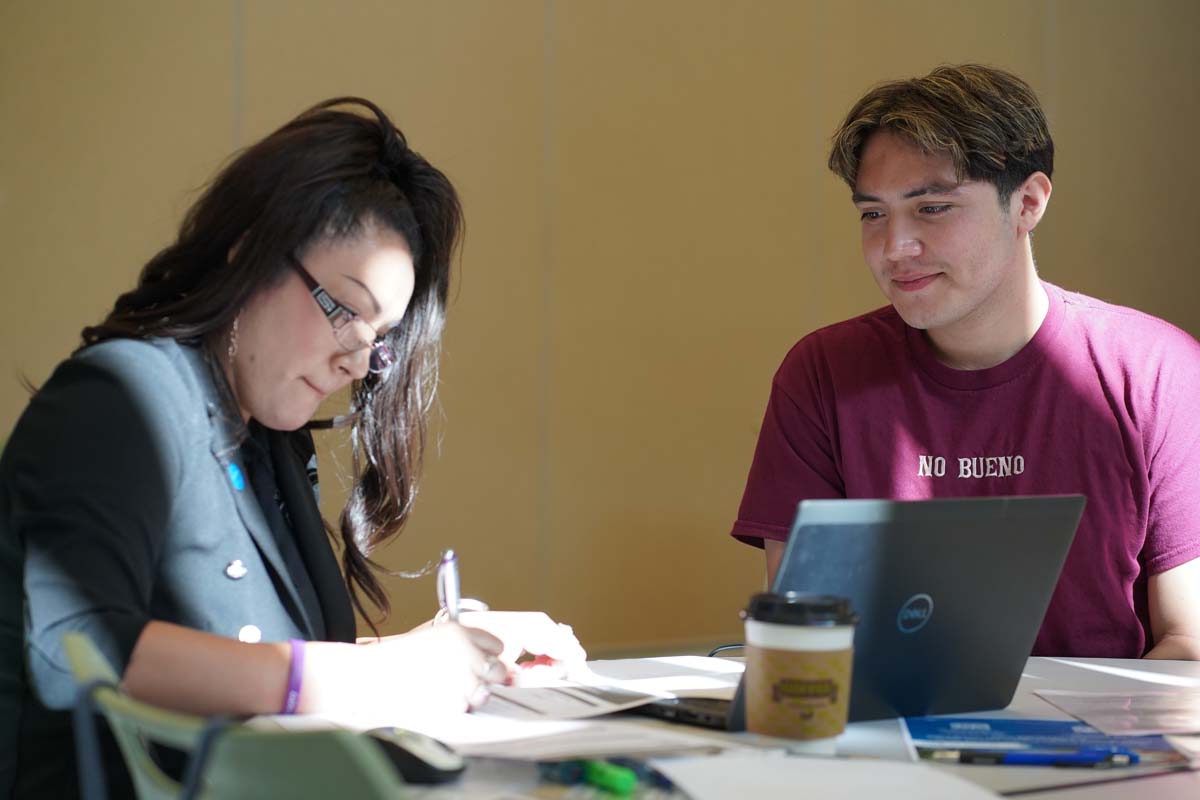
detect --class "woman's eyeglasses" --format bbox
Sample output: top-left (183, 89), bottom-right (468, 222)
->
top-left (288, 255), bottom-right (396, 375)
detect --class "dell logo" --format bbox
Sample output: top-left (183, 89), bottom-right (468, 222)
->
top-left (897, 593), bottom-right (934, 633)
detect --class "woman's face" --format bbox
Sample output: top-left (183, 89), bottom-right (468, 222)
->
top-left (227, 223), bottom-right (416, 430)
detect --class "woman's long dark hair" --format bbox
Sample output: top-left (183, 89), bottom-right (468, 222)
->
top-left (81, 97), bottom-right (462, 622)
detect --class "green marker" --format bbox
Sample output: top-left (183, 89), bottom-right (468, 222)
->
top-left (582, 760), bottom-right (638, 795)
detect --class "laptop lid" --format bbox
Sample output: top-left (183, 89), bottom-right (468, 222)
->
top-left (769, 494), bottom-right (1085, 722)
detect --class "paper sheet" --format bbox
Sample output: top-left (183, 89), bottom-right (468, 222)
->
top-left (1166, 734), bottom-right (1200, 762)
top-left (484, 684), bottom-right (666, 719)
top-left (584, 655), bottom-right (745, 686)
top-left (648, 751), bottom-right (1001, 799)
top-left (481, 656), bottom-right (741, 721)
top-left (441, 716), bottom-right (730, 760)
top-left (250, 656), bottom-right (751, 762)
top-left (1037, 689), bottom-right (1200, 736)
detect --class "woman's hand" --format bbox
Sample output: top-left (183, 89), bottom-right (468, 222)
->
top-left (456, 610), bottom-right (587, 682)
top-left (304, 622), bottom-right (506, 719)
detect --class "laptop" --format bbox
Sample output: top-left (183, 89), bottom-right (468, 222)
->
top-left (634, 494), bottom-right (1085, 728)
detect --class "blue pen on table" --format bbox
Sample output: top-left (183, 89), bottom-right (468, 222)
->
top-left (937, 748), bottom-right (1140, 768)
top-left (437, 549), bottom-right (460, 622)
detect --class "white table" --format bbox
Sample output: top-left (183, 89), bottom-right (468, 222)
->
top-left (566, 654), bottom-right (1200, 798)
top-left (266, 656), bottom-right (1200, 797)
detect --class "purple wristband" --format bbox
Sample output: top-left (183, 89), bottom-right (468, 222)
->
top-left (282, 639), bottom-right (304, 715)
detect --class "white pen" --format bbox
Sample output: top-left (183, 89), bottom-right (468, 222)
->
top-left (437, 549), bottom-right (460, 622)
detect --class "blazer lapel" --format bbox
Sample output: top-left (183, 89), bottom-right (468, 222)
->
top-left (268, 429), bottom-right (358, 643)
top-left (185, 347), bottom-right (315, 638)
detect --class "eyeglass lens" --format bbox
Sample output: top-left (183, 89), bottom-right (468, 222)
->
top-left (332, 320), bottom-right (395, 375)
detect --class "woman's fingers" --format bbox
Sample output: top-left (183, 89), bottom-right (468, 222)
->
top-left (474, 654), bottom-right (507, 683)
top-left (357, 623), bottom-right (509, 716)
top-left (348, 613), bottom-right (582, 718)
top-left (459, 611), bottom-right (587, 667)
top-left (460, 623), bottom-right (504, 657)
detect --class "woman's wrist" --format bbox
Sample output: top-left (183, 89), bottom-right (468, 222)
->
top-left (295, 640), bottom-right (357, 714)
top-left (281, 639), bottom-right (305, 714)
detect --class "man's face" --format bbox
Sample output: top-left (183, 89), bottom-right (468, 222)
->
top-left (852, 130), bottom-right (1024, 336)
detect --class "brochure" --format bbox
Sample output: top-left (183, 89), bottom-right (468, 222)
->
top-left (902, 716), bottom-right (1186, 764)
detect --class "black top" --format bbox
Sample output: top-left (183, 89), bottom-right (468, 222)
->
top-left (242, 422), bottom-right (327, 641)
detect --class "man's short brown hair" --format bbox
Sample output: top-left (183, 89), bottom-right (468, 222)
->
top-left (828, 64), bottom-right (1054, 203)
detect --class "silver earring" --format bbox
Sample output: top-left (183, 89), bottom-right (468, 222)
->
top-left (227, 316), bottom-right (240, 361)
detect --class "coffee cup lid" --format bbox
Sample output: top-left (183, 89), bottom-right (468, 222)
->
top-left (741, 592), bottom-right (858, 626)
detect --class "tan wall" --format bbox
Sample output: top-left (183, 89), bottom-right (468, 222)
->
top-left (2, 1), bottom-right (1197, 656)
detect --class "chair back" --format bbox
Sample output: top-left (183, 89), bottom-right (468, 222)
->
top-left (62, 633), bottom-right (405, 799)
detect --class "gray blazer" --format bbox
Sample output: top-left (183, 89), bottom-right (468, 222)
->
top-left (0, 337), bottom-right (356, 797)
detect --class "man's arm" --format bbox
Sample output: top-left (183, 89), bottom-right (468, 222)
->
top-left (765, 539), bottom-right (786, 588)
top-left (1145, 557), bottom-right (1200, 660)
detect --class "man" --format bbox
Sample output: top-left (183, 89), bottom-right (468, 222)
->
top-left (730, 64), bottom-right (1200, 659)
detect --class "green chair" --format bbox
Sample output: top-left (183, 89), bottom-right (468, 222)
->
top-left (62, 632), bottom-right (406, 800)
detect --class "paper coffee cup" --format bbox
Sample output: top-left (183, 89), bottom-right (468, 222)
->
top-left (742, 592), bottom-right (858, 745)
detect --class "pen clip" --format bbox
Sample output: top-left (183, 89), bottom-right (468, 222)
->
top-left (437, 549), bottom-right (460, 622)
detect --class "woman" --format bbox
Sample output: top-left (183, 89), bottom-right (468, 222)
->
top-left (0, 97), bottom-right (584, 798)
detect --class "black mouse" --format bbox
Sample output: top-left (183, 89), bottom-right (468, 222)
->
top-left (365, 727), bottom-right (467, 784)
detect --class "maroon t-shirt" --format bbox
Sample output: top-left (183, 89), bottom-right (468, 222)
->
top-left (731, 283), bottom-right (1200, 657)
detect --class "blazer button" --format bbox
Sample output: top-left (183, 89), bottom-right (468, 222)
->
top-left (224, 559), bottom-right (248, 580)
top-left (238, 624), bottom-right (262, 643)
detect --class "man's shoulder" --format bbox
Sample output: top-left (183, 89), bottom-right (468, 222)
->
top-left (779, 304), bottom-right (905, 369)
top-left (1052, 284), bottom-right (1200, 358)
